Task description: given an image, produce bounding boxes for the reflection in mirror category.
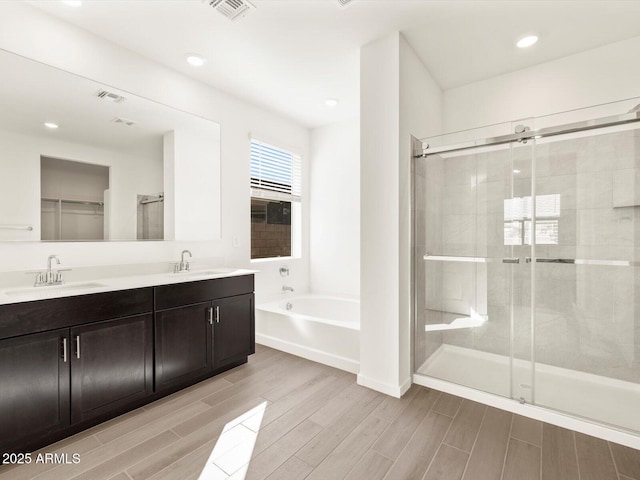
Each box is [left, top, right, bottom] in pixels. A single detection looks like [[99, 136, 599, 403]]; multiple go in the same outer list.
[[137, 194, 164, 240], [41, 157, 110, 241], [0, 48, 221, 242]]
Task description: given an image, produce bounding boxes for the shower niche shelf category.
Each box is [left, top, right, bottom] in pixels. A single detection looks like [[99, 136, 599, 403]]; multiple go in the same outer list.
[[424, 309, 487, 332]]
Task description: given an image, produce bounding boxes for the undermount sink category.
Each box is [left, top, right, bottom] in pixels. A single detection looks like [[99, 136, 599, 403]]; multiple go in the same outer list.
[[4, 282, 108, 298], [177, 268, 242, 278]]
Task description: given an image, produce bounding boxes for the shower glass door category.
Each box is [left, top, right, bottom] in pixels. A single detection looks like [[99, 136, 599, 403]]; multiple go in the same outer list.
[[415, 97, 640, 434], [532, 113, 640, 432], [414, 121, 535, 401]]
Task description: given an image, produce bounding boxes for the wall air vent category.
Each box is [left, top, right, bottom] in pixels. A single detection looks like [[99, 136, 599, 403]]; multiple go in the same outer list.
[[111, 117, 136, 126], [337, 0, 356, 7], [96, 89, 126, 103], [207, 0, 255, 21]]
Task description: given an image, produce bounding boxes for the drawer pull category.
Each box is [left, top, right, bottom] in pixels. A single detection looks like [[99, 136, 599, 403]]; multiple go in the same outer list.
[[215, 306, 220, 324], [76, 335, 81, 359], [208, 307, 214, 325], [62, 338, 68, 363]]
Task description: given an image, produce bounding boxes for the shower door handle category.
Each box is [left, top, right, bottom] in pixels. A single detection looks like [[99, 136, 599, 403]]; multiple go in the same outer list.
[[502, 258, 520, 264], [526, 257, 575, 264], [536, 258, 575, 264]]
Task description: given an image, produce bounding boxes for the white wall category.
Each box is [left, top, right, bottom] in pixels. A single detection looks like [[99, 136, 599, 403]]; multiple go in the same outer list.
[[444, 36, 640, 133], [309, 119, 360, 297], [359, 31, 442, 397], [164, 128, 221, 242], [0, 2, 310, 295], [360, 32, 401, 396]]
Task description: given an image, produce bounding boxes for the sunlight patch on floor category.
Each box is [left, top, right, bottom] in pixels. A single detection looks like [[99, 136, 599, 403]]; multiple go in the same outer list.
[[198, 401, 268, 480]]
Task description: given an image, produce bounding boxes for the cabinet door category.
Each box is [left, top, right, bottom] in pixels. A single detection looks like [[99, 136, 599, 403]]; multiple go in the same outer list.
[[70, 314, 153, 424], [155, 302, 213, 391], [213, 293, 255, 369], [0, 329, 70, 453]]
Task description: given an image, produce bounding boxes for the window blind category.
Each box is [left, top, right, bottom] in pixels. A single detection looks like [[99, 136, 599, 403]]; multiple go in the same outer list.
[[250, 139, 301, 201]]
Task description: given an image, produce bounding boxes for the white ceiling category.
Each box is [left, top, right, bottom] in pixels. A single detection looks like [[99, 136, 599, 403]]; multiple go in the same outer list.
[[28, 0, 640, 129], [0, 48, 218, 154]]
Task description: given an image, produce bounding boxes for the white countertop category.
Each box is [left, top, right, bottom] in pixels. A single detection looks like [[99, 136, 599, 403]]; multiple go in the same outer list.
[[0, 268, 258, 306]]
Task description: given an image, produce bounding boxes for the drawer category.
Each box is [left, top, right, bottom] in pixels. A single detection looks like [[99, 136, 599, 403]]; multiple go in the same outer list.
[[0, 288, 153, 340], [155, 275, 254, 310]]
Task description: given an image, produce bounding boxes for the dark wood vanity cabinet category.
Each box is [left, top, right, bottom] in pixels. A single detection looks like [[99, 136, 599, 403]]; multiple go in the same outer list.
[[0, 274, 255, 457], [154, 275, 255, 392], [213, 293, 255, 369], [155, 302, 214, 391], [70, 314, 153, 424], [0, 329, 70, 455]]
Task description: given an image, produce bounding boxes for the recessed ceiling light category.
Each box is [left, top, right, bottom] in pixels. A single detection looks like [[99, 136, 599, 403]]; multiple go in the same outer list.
[[324, 98, 339, 107], [513, 169, 521, 174], [516, 35, 539, 48], [61, 0, 82, 7], [44, 122, 59, 129], [186, 54, 206, 67]]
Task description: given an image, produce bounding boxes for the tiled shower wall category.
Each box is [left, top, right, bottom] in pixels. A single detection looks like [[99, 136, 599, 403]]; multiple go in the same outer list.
[[416, 128, 640, 384]]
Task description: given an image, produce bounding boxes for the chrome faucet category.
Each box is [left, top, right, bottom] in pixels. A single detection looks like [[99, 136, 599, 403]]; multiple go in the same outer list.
[[282, 285, 294, 292], [174, 250, 192, 273], [34, 255, 64, 286]]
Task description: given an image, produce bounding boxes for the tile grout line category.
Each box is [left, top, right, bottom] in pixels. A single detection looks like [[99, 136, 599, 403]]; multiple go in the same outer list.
[[606, 441, 623, 480], [293, 388, 383, 477], [573, 431, 582, 480], [278, 419, 326, 480], [419, 443, 445, 480], [122, 425, 201, 480], [458, 405, 489, 480], [32, 428, 179, 480], [374, 390, 439, 477], [419, 399, 463, 480], [341, 414, 392, 480], [509, 435, 543, 449], [539, 423, 543, 480], [441, 442, 471, 455], [499, 414, 515, 480], [378, 388, 442, 480]]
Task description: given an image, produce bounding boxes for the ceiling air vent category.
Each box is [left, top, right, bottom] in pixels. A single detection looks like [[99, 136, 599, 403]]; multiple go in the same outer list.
[[337, 0, 356, 7], [96, 89, 126, 103], [207, 0, 255, 21], [111, 117, 136, 126]]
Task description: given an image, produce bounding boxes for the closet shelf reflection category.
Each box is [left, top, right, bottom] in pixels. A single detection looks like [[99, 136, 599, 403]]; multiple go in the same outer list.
[[42, 197, 104, 207]]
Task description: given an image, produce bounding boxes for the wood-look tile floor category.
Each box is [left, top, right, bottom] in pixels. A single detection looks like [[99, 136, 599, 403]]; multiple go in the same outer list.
[[1, 345, 639, 480]]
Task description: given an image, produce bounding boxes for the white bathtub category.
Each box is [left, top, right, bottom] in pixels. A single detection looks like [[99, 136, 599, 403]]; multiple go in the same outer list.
[[256, 294, 360, 373]]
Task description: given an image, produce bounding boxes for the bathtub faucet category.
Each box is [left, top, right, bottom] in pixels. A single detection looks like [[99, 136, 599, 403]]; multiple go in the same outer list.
[[282, 285, 294, 292]]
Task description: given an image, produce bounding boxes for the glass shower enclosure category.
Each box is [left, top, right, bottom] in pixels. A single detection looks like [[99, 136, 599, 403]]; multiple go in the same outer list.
[[413, 97, 640, 434]]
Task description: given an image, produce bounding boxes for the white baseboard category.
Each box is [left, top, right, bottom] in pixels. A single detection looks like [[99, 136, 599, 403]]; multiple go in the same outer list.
[[357, 373, 412, 398], [256, 333, 359, 374]]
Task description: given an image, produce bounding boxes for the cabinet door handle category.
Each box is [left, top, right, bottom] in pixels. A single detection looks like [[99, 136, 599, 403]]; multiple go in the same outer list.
[[76, 335, 81, 359], [215, 306, 220, 323], [208, 307, 214, 325], [62, 338, 68, 363]]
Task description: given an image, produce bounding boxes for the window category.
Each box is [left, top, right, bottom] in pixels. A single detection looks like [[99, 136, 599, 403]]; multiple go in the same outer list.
[[504, 194, 560, 245], [250, 139, 301, 260]]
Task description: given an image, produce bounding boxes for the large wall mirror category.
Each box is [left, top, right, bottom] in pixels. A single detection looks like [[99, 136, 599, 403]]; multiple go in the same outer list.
[[0, 48, 221, 242]]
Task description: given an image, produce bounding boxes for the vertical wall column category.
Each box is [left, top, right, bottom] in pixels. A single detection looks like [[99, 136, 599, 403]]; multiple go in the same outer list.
[[359, 32, 442, 397], [359, 32, 403, 396]]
